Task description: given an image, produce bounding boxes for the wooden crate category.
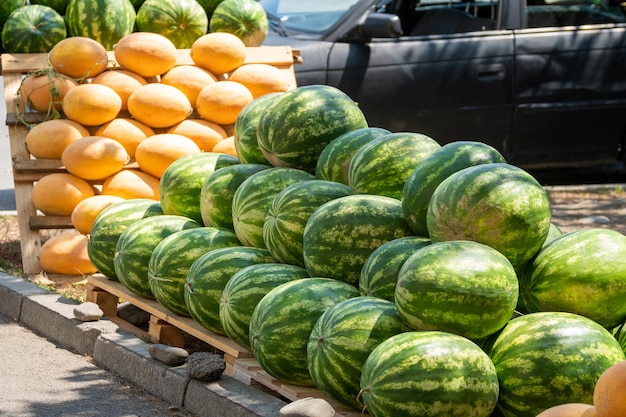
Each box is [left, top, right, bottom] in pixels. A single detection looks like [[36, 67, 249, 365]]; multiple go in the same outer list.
[[2, 46, 299, 278]]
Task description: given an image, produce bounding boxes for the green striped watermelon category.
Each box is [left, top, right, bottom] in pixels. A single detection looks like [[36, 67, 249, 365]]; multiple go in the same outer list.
[[249, 277, 359, 386], [0, 0, 28, 29], [348, 132, 441, 199], [427, 163, 551, 271], [315, 127, 390, 186], [136, 0, 208, 49], [257, 85, 369, 173], [1, 5, 66, 53], [396, 240, 518, 340], [65, 0, 136, 50], [148, 227, 241, 316], [360, 331, 499, 417], [302, 194, 413, 285], [231, 167, 315, 248], [184, 246, 276, 335], [488, 312, 625, 417], [519, 228, 626, 328], [233, 92, 283, 165], [160, 152, 239, 224], [88, 199, 163, 279], [200, 163, 270, 230], [114, 215, 201, 298], [307, 296, 410, 410], [359, 236, 431, 302], [402, 141, 506, 236], [208, 0, 267, 46], [219, 263, 310, 350], [263, 179, 353, 267]]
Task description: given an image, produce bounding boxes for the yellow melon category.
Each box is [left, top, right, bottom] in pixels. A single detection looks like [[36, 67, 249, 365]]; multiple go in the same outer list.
[[91, 69, 148, 111], [135, 133, 201, 178], [31, 173, 96, 216], [535, 403, 597, 417], [101, 169, 160, 200], [71, 194, 125, 234], [25, 119, 90, 159], [61, 83, 122, 126], [211, 136, 238, 158], [114, 32, 178, 77], [61, 136, 130, 180], [190, 32, 247, 75], [594, 360, 626, 417], [18, 72, 78, 113], [48, 36, 108, 79], [196, 80, 253, 125], [167, 118, 228, 151], [127, 83, 192, 128], [94, 118, 155, 158], [160, 65, 218, 106], [228, 63, 292, 98], [39, 233, 98, 275]]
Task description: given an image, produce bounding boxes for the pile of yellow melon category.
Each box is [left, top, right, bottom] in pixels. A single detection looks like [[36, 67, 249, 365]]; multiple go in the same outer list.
[[18, 32, 293, 275]]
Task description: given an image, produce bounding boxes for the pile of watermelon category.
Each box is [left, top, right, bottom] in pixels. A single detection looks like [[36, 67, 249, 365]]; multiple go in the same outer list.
[[0, 0, 267, 53], [86, 83, 626, 417]]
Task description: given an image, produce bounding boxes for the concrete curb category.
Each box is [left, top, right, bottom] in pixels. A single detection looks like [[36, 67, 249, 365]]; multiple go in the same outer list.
[[0, 272, 288, 417]]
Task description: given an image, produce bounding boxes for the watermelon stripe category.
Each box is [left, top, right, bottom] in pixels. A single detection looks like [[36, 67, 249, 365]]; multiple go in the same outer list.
[[1, 4, 66, 53], [65, 0, 136, 50], [136, 0, 208, 48]]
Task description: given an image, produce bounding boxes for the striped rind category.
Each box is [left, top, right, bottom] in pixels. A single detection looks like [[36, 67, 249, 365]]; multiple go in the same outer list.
[[360, 331, 499, 417], [65, 0, 136, 50], [160, 152, 239, 224], [148, 227, 241, 316], [219, 263, 310, 350], [231, 167, 315, 248], [88, 199, 163, 279], [402, 141, 506, 236], [395, 240, 519, 340], [200, 163, 271, 229], [315, 127, 391, 185], [2, 4, 66, 53], [307, 296, 410, 410], [249, 277, 360, 386], [256, 85, 369, 173], [359, 236, 431, 301], [263, 179, 353, 267], [208, 0, 268, 47], [348, 132, 441, 199], [302, 194, 413, 285], [426, 163, 551, 271], [136, 0, 208, 49], [489, 312, 625, 417], [114, 215, 201, 298], [519, 228, 626, 328], [184, 246, 276, 335]]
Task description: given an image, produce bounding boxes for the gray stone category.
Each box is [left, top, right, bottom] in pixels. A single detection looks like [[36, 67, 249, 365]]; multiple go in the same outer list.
[[116, 302, 150, 327], [579, 215, 611, 225], [279, 397, 336, 417], [73, 302, 103, 322], [187, 352, 226, 381], [148, 343, 189, 366]]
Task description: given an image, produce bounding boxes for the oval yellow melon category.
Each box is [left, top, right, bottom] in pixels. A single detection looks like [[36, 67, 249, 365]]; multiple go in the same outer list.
[[18, 72, 78, 113], [594, 360, 626, 417], [71, 194, 125, 234], [61, 136, 130, 180], [211, 136, 238, 157], [94, 118, 155, 157], [190, 32, 247, 75], [229, 63, 292, 98], [39, 233, 98, 275], [91, 69, 148, 111], [536, 403, 597, 417], [25, 119, 90, 159], [62, 83, 122, 126], [167, 118, 227, 151], [127, 83, 192, 128], [101, 169, 160, 200], [32, 173, 96, 216], [114, 32, 178, 77], [135, 133, 201, 178], [161, 65, 218, 106], [196, 80, 253, 125], [48, 36, 108, 79]]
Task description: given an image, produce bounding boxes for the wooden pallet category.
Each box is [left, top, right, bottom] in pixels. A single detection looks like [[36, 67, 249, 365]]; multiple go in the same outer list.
[[2, 45, 299, 278]]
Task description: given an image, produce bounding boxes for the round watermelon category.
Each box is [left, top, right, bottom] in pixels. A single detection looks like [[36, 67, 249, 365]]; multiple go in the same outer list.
[[257, 85, 369, 173], [543, 223, 563, 248], [519, 228, 626, 328], [65, 0, 136, 50], [348, 132, 441, 199], [488, 311, 625, 417], [303, 194, 413, 285], [307, 296, 410, 410], [427, 163, 551, 272], [249, 277, 359, 386], [219, 263, 310, 350], [148, 227, 241, 316], [263, 179, 353, 267], [88, 198, 163, 279], [184, 246, 276, 335], [200, 163, 270, 230], [114, 215, 201, 298], [402, 141, 506, 236], [2, 5, 66, 53], [359, 236, 431, 302], [136, 0, 208, 49], [360, 331, 499, 417], [209, 0, 268, 46]]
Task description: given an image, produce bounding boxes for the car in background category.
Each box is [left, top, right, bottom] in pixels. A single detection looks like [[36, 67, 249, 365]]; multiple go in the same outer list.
[[260, 0, 626, 169]]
